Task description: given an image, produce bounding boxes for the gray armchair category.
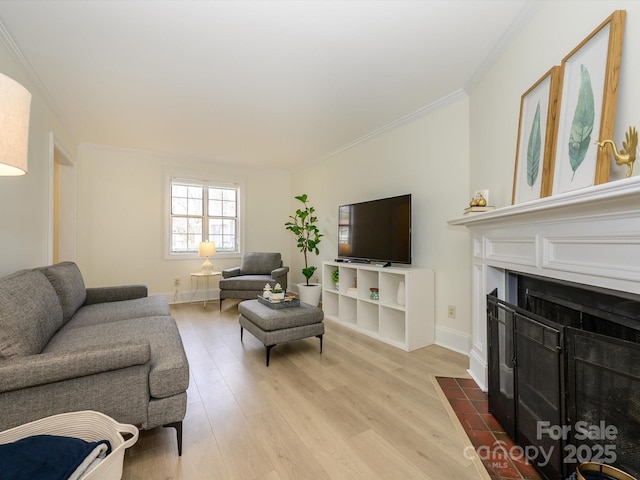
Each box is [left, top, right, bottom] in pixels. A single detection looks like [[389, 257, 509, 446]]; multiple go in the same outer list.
[[219, 252, 289, 310]]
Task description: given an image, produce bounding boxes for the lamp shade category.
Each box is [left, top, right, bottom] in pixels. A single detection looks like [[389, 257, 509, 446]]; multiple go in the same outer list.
[[0, 73, 31, 176], [199, 241, 216, 257]]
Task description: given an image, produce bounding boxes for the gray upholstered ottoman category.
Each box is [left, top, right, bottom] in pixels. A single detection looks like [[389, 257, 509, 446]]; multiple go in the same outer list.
[[238, 299, 324, 366]]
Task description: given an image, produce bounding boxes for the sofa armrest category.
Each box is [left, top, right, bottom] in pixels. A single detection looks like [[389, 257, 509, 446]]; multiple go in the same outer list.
[[84, 285, 148, 305], [222, 267, 241, 279], [0, 341, 151, 394]]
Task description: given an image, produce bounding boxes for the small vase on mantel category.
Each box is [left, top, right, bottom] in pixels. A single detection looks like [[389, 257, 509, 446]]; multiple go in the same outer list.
[[397, 281, 405, 306]]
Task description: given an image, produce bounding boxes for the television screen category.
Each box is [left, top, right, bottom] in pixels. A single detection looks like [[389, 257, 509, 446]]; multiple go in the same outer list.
[[338, 194, 411, 265]]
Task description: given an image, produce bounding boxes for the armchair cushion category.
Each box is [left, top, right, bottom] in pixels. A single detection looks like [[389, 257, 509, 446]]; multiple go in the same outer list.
[[220, 274, 277, 292], [240, 252, 281, 275]]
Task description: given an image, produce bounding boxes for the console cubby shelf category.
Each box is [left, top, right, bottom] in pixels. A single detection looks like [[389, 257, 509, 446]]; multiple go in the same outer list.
[[322, 261, 434, 351]]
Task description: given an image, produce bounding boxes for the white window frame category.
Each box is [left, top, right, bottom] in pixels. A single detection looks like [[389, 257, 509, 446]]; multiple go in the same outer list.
[[165, 174, 243, 260]]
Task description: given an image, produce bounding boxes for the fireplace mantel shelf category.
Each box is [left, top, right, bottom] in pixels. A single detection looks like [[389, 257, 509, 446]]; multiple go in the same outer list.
[[448, 175, 640, 227]]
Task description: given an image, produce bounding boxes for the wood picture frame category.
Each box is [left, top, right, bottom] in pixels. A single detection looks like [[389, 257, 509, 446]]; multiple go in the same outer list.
[[512, 66, 561, 204], [550, 10, 626, 195]]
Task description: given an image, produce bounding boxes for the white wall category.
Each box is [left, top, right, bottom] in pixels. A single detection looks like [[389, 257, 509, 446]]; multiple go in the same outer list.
[[76, 144, 292, 297], [289, 1, 640, 354], [470, 0, 640, 207], [6, 1, 636, 357], [290, 95, 472, 352], [0, 44, 75, 276]]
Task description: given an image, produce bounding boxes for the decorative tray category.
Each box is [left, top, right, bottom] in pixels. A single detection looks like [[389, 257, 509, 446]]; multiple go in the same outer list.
[[258, 294, 300, 309]]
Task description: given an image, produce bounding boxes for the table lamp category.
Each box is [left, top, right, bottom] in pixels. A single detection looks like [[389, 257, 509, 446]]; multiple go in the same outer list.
[[199, 241, 216, 274]]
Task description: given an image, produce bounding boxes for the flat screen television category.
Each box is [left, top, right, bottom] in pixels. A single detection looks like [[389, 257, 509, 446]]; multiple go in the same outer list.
[[337, 194, 411, 266]]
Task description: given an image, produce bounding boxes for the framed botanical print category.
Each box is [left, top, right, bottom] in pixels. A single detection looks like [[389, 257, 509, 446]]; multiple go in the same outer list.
[[512, 66, 560, 204], [550, 10, 626, 195]]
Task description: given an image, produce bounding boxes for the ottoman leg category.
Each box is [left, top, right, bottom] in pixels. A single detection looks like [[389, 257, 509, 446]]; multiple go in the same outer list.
[[240, 326, 244, 341], [317, 334, 323, 353]]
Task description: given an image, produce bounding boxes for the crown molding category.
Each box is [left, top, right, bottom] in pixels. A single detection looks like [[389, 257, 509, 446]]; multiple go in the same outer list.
[[295, 88, 468, 173], [465, 0, 543, 92], [0, 19, 27, 69]]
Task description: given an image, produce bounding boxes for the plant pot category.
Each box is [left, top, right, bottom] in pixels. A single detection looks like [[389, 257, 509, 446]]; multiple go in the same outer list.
[[297, 283, 322, 306], [271, 292, 284, 301]]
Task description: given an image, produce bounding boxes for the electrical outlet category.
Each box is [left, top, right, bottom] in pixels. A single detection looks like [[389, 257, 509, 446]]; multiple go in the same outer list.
[[447, 305, 456, 319], [174, 278, 181, 287]]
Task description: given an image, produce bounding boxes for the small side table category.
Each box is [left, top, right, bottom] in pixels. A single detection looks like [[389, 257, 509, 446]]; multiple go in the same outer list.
[[190, 271, 221, 308]]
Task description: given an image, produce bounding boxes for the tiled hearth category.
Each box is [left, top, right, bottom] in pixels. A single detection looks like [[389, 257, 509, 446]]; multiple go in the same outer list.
[[436, 377, 542, 480]]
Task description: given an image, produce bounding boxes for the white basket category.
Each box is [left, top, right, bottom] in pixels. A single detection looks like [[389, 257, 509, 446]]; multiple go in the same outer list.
[[0, 410, 139, 480]]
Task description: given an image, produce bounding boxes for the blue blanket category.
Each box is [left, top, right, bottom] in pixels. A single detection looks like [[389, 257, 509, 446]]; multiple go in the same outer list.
[[0, 434, 112, 480]]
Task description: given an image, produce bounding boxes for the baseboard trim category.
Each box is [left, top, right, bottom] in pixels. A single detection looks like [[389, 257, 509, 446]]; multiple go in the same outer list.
[[435, 325, 471, 356], [163, 289, 220, 305], [468, 349, 488, 391]]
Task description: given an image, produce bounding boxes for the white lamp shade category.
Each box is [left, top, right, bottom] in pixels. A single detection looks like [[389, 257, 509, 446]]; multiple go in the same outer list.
[[0, 73, 31, 176], [199, 241, 216, 257]]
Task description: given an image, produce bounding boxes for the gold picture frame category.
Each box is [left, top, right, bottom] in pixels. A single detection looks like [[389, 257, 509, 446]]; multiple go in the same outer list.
[[512, 66, 561, 204], [550, 10, 626, 195]]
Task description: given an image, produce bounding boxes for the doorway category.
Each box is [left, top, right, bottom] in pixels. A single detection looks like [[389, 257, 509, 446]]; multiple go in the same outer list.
[[50, 132, 76, 264]]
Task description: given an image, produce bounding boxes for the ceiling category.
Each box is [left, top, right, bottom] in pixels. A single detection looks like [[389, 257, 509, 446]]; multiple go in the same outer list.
[[0, 0, 538, 170]]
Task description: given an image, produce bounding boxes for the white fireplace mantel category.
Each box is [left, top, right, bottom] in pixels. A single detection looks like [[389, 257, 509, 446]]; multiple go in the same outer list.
[[448, 175, 640, 390]]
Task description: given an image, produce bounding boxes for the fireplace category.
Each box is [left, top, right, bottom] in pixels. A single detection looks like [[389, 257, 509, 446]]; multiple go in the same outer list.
[[448, 176, 640, 479], [487, 274, 640, 479]]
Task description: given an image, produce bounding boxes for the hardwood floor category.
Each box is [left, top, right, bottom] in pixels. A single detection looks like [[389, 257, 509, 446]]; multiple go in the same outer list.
[[122, 302, 481, 479]]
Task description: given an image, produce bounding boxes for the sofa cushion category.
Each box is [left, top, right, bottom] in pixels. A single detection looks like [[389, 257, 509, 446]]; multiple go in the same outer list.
[[0, 270, 64, 359], [42, 262, 87, 324], [240, 252, 281, 275], [63, 296, 171, 329], [238, 300, 323, 331], [45, 316, 189, 399]]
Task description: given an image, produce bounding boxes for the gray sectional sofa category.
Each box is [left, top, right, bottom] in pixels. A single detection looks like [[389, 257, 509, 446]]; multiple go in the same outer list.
[[0, 261, 189, 455]]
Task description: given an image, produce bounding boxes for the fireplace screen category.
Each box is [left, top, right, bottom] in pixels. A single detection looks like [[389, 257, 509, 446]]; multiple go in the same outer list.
[[566, 328, 640, 477], [487, 274, 640, 479], [487, 291, 515, 438], [514, 311, 564, 480], [487, 293, 565, 480]]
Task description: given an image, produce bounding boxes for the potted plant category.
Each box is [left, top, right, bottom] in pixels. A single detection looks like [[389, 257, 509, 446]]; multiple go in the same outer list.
[[285, 194, 323, 306], [331, 268, 339, 290], [270, 283, 284, 302]]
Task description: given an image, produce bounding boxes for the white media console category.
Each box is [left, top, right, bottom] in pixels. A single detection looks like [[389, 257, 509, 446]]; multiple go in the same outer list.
[[321, 261, 434, 351]]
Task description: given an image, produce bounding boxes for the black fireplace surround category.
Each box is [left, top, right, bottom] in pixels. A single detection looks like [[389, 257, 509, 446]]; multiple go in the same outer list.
[[487, 274, 640, 480]]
